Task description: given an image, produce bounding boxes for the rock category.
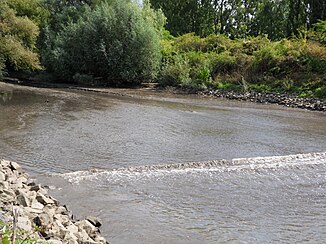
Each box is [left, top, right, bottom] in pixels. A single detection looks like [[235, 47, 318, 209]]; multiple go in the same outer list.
[[0, 160, 109, 243], [16, 192, 31, 207], [10, 161, 22, 172], [43, 206, 56, 217], [0, 181, 9, 190], [30, 185, 48, 195], [54, 214, 70, 226], [86, 216, 102, 228], [74, 229, 97, 244], [17, 216, 32, 232], [0, 171, 6, 181], [36, 192, 55, 205], [94, 236, 108, 243], [66, 223, 79, 234], [31, 199, 44, 210], [75, 219, 98, 236], [64, 232, 78, 242], [27, 181, 37, 187], [24, 207, 43, 215], [56, 206, 69, 215], [33, 213, 52, 227]]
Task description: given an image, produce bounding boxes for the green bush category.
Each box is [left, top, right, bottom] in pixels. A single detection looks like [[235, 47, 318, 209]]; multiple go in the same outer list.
[[159, 54, 191, 86], [48, 0, 161, 85], [158, 32, 326, 95], [314, 86, 326, 98], [210, 51, 238, 75], [308, 20, 326, 45]]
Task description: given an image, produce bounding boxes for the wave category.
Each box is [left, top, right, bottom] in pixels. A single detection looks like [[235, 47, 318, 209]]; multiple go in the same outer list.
[[54, 152, 326, 184]]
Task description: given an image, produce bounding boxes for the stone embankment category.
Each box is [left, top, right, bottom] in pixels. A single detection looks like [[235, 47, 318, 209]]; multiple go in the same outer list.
[[0, 159, 108, 243], [199, 89, 326, 111]]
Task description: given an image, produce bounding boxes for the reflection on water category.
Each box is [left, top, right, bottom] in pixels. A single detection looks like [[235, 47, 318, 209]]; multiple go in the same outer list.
[[0, 82, 325, 243], [0, 90, 13, 103]]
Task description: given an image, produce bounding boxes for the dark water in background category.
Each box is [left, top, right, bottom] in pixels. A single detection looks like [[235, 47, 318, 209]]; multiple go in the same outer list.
[[0, 82, 325, 243]]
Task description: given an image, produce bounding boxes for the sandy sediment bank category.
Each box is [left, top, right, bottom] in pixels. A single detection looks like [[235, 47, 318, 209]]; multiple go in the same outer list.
[[0, 159, 108, 243]]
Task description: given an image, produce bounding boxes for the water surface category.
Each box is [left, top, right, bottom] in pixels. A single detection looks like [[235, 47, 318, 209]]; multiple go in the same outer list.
[[0, 82, 325, 243]]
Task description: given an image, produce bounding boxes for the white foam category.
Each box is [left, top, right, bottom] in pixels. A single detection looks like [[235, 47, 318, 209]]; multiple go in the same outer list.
[[55, 152, 326, 184]]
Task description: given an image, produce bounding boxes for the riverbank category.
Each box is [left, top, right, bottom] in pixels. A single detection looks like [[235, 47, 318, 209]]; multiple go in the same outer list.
[[1, 78, 326, 112], [199, 89, 326, 111], [0, 159, 108, 243]]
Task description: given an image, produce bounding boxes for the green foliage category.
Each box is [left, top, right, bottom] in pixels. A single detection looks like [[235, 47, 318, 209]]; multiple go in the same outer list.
[[158, 31, 326, 96], [0, 3, 41, 72], [309, 20, 326, 45], [159, 54, 191, 87], [314, 86, 326, 98], [5, 0, 49, 26], [150, 0, 325, 40], [0, 220, 42, 244], [46, 0, 161, 85]]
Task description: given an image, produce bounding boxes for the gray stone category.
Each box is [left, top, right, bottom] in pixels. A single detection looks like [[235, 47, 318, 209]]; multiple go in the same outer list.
[[75, 220, 98, 236], [0, 181, 9, 190], [54, 214, 70, 226], [43, 206, 56, 217], [86, 216, 102, 228], [74, 229, 96, 244], [66, 224, 79, 234], [94, 236, 108, 243], [33, 213, 52, 227], [30, 185, 48, 195], [16, 193, 31, 207], [55, 206, 69, 215], [64, 232, 78, 242], [36, 192, 55, 205], [0, 159, 108, 243], [24, 207, 43, 215], [10, 161, 22, 172], [0, 171, 6, 181], [17, 216, 32, 232], [31, 199, 44, 210]]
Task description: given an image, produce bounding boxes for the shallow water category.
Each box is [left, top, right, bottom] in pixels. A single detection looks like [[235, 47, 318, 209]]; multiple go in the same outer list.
[[0, 82, 325, 243]]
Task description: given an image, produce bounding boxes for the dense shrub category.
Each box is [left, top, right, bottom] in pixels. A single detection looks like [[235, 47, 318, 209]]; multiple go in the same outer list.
[[0, 3, 41, 73], [47, 0, 161, 85], [159, 54, 191, 87], [158, 31, 326, 95], [308, 20, 326, 45]]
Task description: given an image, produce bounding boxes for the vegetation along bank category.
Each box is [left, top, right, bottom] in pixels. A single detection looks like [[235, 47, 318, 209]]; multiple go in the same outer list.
[[0, 0, 325, 102]]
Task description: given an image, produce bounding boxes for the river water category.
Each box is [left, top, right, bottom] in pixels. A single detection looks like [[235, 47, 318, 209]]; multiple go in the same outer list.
[[0, 82, 325, 243]]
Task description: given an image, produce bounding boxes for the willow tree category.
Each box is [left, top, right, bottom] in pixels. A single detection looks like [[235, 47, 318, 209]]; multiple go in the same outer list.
[[48, 0, 162, 85]]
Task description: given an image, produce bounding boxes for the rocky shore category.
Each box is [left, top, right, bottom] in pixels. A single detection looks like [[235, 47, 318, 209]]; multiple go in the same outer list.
[[0, 159, 108, 243], [199, 89, 326, 111]]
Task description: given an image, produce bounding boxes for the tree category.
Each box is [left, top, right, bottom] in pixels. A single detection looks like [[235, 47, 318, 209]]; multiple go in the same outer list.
[[48, 0, 161, 85], [0, 3, 41, 76], [150, 0, 215, 36]]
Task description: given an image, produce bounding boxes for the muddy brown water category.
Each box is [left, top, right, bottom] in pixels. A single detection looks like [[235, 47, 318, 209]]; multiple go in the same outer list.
[[1, 82, 325, 243]]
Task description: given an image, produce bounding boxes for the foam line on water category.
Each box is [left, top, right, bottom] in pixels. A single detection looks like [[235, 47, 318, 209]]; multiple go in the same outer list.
[[54, 152, 326, 184]]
